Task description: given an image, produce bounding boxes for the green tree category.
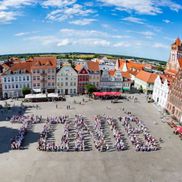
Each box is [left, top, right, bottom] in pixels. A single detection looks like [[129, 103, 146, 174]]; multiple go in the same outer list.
[[22, 87, 31, 96], [138, 85, 143, 93], [85, 84, 97, 95]]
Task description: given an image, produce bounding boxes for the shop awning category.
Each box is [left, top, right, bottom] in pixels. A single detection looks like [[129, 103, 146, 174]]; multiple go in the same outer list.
[[93, 92, 122, 97]]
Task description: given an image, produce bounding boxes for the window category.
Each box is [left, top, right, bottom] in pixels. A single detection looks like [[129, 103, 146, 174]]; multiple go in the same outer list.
[[33, 76, 36, 80], [61, 82, 63, 87], [23, 76, 25, 81], [52, 82, 54, 86], [33, 83, 36, 87], [48, 83, 51, 86], [66, 77, 68, 80], [70, 89, 72, 94], [12, 77, 14, 82], [8, 85, 11, 89], [65, 82, 68, 86], [48, 76, 50, 80], [15, 77, 18, 81], [4, 78, 6, 82], [27, 76, 29, 81], [74, 82, 76, 86], [12, 84, 14, 89], [37, 83, 40, 87], [19, 77, 21, 81], [5, 85, 7, 89], [52, 76, 55, 80], [37, 69, 40, 73], [16, 84, 18, 89], [8, 77, 10, 82], [37, 76, 40, 80]]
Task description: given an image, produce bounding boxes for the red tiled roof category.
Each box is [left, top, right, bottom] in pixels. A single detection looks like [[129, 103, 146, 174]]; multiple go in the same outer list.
[[31, 57, 56, 69], [108, 69, 115, 76], [87, 61, 99, 71], [118, 59, 145, 71], [174, 37, 181, 47], [136, 70, 157, 84], [75, 64, 83, 72], [121, 71, 131, 79]]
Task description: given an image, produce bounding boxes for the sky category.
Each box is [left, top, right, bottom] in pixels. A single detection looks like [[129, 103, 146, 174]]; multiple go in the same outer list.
[[0, 0, 182, 61]]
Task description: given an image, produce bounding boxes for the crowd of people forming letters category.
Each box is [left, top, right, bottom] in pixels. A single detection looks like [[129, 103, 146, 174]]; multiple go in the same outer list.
[[10, 112, 160, 152]]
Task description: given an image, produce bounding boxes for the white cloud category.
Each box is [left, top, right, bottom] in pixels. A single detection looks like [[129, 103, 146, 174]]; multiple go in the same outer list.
[[98, 0, 182, 15], [114, 41, 142, 48], [114, 42, 131, 48], [0, 0, 36, 23], [25, 36, 60, 45], [57, 39, 71, 46], [46, 4, 94, 22], [122, 16, 145, 24], [153, 43, 168, 49], [42, 0, 76, 7], [0, 11, 17, 23], [140, 31, 155, 39], [69, 18, 96, 25], [76, 38, 110, 47], [163, 19, 171, 23]]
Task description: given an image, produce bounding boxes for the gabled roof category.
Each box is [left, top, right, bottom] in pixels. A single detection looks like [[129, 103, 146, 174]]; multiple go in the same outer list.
[[136, 70, 157, 84], [2, 61, 32, 75], [87, 61, 99, 71], [75, 64, 83, 72], [173, 37, 181, 47], [121, 71, 131, 79], [31, 57, 56, 68]]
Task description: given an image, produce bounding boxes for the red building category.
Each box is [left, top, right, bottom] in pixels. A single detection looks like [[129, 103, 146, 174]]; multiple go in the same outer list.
[[75, 64, 89, 94], [167, 69, 182, 123]]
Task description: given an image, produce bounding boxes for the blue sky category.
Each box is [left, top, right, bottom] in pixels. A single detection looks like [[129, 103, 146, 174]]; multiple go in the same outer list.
[[0, 0, 182, 61]]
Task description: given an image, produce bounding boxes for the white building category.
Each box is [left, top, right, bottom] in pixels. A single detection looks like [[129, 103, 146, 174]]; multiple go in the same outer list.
[[100, 69, 123, 91], [152, 75, 170, 109], [134, 70, 157, 94], [56, 64, 78, 95], [1, 62, 32, 98]]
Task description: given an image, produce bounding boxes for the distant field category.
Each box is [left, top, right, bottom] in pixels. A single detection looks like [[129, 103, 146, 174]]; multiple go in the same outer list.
[[0, 52, 166, 64]]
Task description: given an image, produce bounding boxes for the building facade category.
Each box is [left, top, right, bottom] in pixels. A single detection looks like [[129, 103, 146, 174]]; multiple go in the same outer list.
[[87, 61, 100, 89], [75, 64, 89, 94], [165, 38, 182, 76], [134, 70, 157, 93], [152, 75, 170, 109], [31, 57, 56, 93], [1, 62, 32, 98], [100, 69, 123, 91], [167, 69, 182, 123], [56, 64, 78, 95]]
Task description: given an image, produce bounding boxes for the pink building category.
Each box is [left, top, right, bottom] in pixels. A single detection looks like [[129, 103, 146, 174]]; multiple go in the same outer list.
[[30, 57, 57, 93]]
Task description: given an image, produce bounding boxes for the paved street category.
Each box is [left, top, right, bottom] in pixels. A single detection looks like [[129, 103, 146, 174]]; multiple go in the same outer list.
[[0, 94, 181, 182]]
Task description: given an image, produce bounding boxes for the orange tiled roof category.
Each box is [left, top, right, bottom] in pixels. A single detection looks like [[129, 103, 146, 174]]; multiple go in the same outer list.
[[75, 64, 83, 72], [31, 57, 56, 69], [87, 61, 99, 71], [165, 69, 178, 75], [174, 37, 181, 47], [121, 71, 131, 79], [136, 70, 157, 84], [118, 59, 145, 71], [10, 61, 32, 73], [108, 69, 115, 76]]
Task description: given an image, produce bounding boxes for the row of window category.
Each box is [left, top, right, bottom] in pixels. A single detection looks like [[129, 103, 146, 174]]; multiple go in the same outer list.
[[4, 76, 30, 83], [58, 89, 77, 94], [33, 82, 55, 87], [4, 83, 30, 90], [32, 69, 55, 74], [57, 82, 77, 87], [57, 77, 77, 81], [33, 76, 55, 81]]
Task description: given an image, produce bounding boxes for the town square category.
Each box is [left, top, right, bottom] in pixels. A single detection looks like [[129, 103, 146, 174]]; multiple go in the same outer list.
[[0, 93, 182, 182], [1, 0, 182, 181]]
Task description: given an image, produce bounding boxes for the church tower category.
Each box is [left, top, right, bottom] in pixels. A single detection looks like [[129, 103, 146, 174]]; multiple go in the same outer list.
[[166, 38, 182, 73]]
